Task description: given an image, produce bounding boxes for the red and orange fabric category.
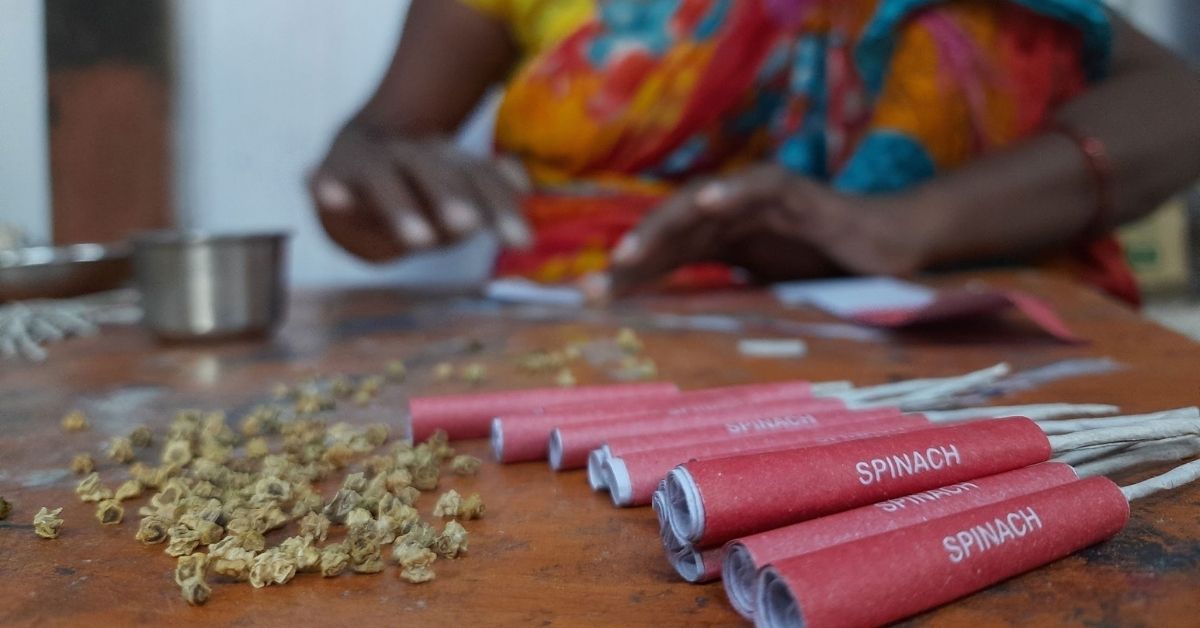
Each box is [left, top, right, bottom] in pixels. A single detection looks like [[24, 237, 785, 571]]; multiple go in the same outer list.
[[463, 0, 1136, 302]]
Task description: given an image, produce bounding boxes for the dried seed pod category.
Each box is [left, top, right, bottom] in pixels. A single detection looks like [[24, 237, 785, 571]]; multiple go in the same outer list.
[[253, 477, 292, 502], [70, 453, 95, 476], [322, 488, 361, 524], [398, 547, 437, 583], [384, 468, 413, 493], [385, 360, 407, 382], [210, 546, 256, 581], [166, 525, 202, 557], [364, 424, 389, 447], [174, 553, 209, 586], [351, 389, 373, 407], [459, 493, 486, 520], [136, 515, 171, 544], [278, 536, 321, 572], [75, 472, 113, 503], [107, 438, 136, 464], [616, 327, 643, 354], [342, 472, 367, 493], [329, 375, 355, 399], [433, 520, 469, 558], [33, 507, 64, 539], [424, 430, 455, 461], [179, 577, 211, 606], [554, 368, 577, 388], [129, 425, 154, 448], [362, 455, 396, 476], [460, 363, 487, 385], [0, 496, 11, 520], [161, 439, 193, 468], [113, 479, 142, 502], [396, 522, 437, 549], [433, 362, 454, 381], [298, 512, 330, 542], [432, 490, 463, 518], [616, 355, 658, 380], [320, 443, 355, 469], [95, 499, 124, 525], [450, 455, 481, 476], [345, 507, 374, 529], [412, 464, 440, 492], [319, 545, 350, 577], [61, 410, 89, 432], [244, 437, 270, 459], [271, 383, 293, 400], [359, 375, 385, 395], [394, 486, 421, 506]]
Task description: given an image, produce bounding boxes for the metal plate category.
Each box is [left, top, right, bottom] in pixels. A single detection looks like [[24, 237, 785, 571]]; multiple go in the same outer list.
[[0, 242, 133, 302]]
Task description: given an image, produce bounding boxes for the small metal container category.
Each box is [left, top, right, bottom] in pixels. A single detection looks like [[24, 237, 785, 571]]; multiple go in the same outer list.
[[132, 231, 289, 340]]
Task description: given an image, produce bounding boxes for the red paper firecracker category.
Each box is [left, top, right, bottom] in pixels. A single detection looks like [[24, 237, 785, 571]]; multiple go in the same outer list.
[[491, 380, 826, 463], [549, 397, 861, 470], [669, 417, 1052, 546], [606, 417, 930, 506], [408, 382, 678, 441], [722, 462, 1079, 617], [754, 477, 1129, 628]]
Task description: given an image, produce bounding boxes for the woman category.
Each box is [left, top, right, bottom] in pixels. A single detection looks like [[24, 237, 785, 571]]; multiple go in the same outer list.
[[310, 0, 1200, 305]]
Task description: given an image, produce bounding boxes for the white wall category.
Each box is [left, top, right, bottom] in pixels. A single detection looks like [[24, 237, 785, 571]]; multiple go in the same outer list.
[[170, 0, 498, 288], [0, 0, 51, 244]]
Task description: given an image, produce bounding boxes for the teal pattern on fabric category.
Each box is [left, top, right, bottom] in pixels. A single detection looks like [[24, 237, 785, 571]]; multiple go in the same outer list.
[[831, 131, 937, 194]]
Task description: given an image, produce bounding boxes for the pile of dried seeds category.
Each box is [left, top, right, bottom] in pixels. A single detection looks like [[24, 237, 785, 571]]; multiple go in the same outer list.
[[49, 366, 486, 606]]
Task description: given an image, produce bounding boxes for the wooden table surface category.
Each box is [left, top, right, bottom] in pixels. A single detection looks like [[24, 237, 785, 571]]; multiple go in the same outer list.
[[1, 270, 1198, 627]]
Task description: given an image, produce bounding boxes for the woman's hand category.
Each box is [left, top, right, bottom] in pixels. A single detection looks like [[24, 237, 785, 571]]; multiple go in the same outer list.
[[603, 165, 935, 296], [309, 120, 533, 263]]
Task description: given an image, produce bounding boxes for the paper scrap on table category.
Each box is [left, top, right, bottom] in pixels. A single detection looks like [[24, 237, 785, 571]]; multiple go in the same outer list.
[[738, 338, 808, 359], [484, 278, 584, 308], [772, 276, 1084, 344]]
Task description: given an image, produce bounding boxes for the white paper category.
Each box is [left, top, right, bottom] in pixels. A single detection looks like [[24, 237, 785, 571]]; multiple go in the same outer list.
[[484, 278, 585, 308], [772, 277, 935, 317]]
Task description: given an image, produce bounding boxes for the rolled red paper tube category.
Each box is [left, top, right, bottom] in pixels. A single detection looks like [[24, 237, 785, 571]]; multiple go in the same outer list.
[[408, 382, 679, 441], [723, 462, 1079, 618], [755, 476, 1129, 628], [669, 417, 1052, 546], [607, 417, 931, 507], [492, 380, 825, 463], [602, 407, 908, 462], [549, 397, 856, 471]]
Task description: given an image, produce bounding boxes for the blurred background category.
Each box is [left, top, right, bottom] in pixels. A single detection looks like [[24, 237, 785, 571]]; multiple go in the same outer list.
[[1, 0, 1197, 326]]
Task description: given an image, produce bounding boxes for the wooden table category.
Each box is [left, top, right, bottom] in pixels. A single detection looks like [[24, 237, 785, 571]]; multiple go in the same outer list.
[[1, 270, 1198, 627]]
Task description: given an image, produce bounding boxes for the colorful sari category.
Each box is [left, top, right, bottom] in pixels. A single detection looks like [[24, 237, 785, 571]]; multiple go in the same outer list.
[[463, 0, 1138, 303]]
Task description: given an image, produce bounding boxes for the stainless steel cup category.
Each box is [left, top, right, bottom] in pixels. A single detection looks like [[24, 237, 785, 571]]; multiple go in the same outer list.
[[132, 231, 289, 340]]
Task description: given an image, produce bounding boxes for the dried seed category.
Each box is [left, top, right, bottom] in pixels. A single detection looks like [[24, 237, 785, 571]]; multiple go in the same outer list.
[[33, 507, 64, 539], [432, 490, 463, 518], [385, 360, 407, 382], [0, 496, 11, 520], [175, 553, 208, 586], [96, 499, 124, 525], [108, 437, 136, 464], [555, 368, 577, 388], [433, 520, 469, 558], [179, 577, 211, 606], [129, 425, 154, 448], [398, 547, 437, 583], [460, 363, 487, 385], [433, 362, 454, 381], [298, 511, 330, 542], [70, 453, 95, 476], [75, 472, 113, 503], [136, 515, 171, 544], [319, 544, 350, 577], [450, 455, 481, 476], [61, 410, 89, 432], [616, 327, 643, 354]]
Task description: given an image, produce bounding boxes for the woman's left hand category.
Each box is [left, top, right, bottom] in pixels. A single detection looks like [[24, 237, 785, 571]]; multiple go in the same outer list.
[[599, 165, 936, 297]]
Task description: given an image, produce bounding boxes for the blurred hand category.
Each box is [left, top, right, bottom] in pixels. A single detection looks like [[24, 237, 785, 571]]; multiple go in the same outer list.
[[309, 120, 533, 262], [601, 165, 930, 297]]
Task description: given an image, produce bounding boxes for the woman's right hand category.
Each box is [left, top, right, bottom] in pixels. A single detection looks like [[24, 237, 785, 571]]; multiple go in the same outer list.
[[309, 120, 533, 263]]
